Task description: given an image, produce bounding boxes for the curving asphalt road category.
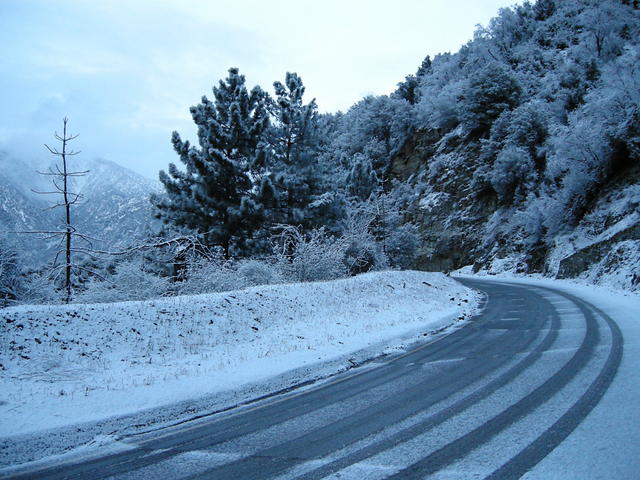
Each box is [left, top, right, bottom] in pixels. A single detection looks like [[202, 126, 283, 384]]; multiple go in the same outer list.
[[2, 278, 624, 479]]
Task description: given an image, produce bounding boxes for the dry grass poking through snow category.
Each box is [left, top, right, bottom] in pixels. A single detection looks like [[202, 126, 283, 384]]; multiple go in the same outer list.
[[0, 271, 479, 438]]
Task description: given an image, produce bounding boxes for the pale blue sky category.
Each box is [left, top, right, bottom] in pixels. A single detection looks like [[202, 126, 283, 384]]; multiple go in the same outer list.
[[0, 0, 519, 179]]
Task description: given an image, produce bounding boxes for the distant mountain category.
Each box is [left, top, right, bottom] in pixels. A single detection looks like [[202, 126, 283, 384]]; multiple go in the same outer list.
[[70, 157, 161, 250], [0, 151, 160, 266]]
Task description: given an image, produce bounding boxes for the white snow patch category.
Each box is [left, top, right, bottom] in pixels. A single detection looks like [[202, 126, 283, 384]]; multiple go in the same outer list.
[[0, 271, 477, 452]]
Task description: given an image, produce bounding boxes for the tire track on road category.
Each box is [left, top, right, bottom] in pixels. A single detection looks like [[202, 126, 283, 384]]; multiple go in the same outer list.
[[385, 283, 615, 480], [289, 285, 560, 480], [180, 285, 551, 480], [485, 290, 623, 479]]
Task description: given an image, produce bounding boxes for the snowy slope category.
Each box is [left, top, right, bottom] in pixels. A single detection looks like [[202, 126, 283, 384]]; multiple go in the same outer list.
[[70, 157, 161, 248], [0, 152, 159, 266], [0, 271, 478, 466], [0, 154, 56, 265]]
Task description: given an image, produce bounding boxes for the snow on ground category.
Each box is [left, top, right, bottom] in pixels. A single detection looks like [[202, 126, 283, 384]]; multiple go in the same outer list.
[[0, 271, 479, 467]]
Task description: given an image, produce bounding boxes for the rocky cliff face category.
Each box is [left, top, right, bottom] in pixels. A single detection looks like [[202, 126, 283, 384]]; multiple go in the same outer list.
[[381, 0, 640, 292], [391, 128, 498, 272], [551, 170, 640, 289], [391, 130, 640, 291]]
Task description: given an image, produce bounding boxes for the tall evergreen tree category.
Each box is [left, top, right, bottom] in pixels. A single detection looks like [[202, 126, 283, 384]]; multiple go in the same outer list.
[[152, 68, 270, 259], [416, 55, 432, 77], [268, 72, 321, 227]]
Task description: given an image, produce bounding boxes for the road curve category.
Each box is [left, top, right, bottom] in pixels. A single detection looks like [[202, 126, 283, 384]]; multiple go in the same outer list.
[[2, 279, 623, 479]]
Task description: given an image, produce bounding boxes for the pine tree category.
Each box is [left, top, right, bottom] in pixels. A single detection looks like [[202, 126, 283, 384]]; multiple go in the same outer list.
[[152, 68, 270, 259], [268, 72, 320, 227], [416, 55, 432, 77]]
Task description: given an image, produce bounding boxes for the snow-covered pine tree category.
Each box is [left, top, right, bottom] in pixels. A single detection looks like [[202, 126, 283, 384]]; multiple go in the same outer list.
[[152, 68, 270, 259], [267, 72, 321, 228]]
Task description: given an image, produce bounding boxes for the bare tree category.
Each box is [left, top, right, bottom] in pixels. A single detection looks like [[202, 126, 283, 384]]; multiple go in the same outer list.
[[32, 118, 89, 302]]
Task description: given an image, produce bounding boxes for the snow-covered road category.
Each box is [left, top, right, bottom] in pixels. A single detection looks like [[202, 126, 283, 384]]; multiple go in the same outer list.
[[3, 276, 637, 479]]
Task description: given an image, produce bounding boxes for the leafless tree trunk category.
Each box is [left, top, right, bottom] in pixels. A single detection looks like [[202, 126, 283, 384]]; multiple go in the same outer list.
[[35, 117, 89, 302]]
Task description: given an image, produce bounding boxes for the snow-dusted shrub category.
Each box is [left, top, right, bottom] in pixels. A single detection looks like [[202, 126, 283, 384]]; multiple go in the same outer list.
[[490, 145, 537, 204], [544, 115, 613, 232], [0, 237, 21, 306], [415, 51, 465, 132], [273, 226, 347, 282], [489, 102, 549, 159], [236, 259, 282, 286], [416, 81, 464, 132], [340, 201, 388, 275], [544, 46, 640, 234], [75, 258, 170, 303], [385, 222, 421, 269], [459, 63, 521, 135], [175, 257, 243, 295], [509, 197, 547, 250], [346, 153, 378, 201], [375, 184, 423, 269], [13, 269, 60, 305], [331, 95, 415, 173]]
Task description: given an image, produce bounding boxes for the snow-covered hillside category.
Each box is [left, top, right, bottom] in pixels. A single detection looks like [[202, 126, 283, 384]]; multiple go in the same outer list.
[[386, 0, 640, 290], [0, 271, 478, 458], [0, 152, 159, 267]]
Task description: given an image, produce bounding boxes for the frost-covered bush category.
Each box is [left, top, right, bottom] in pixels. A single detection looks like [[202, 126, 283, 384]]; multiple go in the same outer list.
[[415, 51, 465, 131], [459, 64, 521, 135], [510, 197, 547, 250], [0, 237, 21, 306], [75, 258, 171, 303], [346, 153, 378, 201], [544, 117, 613, 232], [340, 202, 388, 275], [10, 269, 60, 306], [490, 145, 537, 204], [539, 45, 640, 236], [417, 81, 464, 132], [331, 95, 415, 173], [273, 226, 348, 282], [175, 257, 243, 295], [488, 103, 549, 161], [479, 200, 547, 272], [236, 259, 282, 286], [375, 184, 423, 269], [385, 222, 421, 269]]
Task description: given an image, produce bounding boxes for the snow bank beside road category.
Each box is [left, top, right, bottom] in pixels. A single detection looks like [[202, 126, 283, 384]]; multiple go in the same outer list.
[[0, 271, 478, 445]]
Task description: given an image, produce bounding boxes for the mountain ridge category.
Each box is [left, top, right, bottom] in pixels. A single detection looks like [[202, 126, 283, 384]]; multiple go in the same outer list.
[[0, 151, 159, 266]]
